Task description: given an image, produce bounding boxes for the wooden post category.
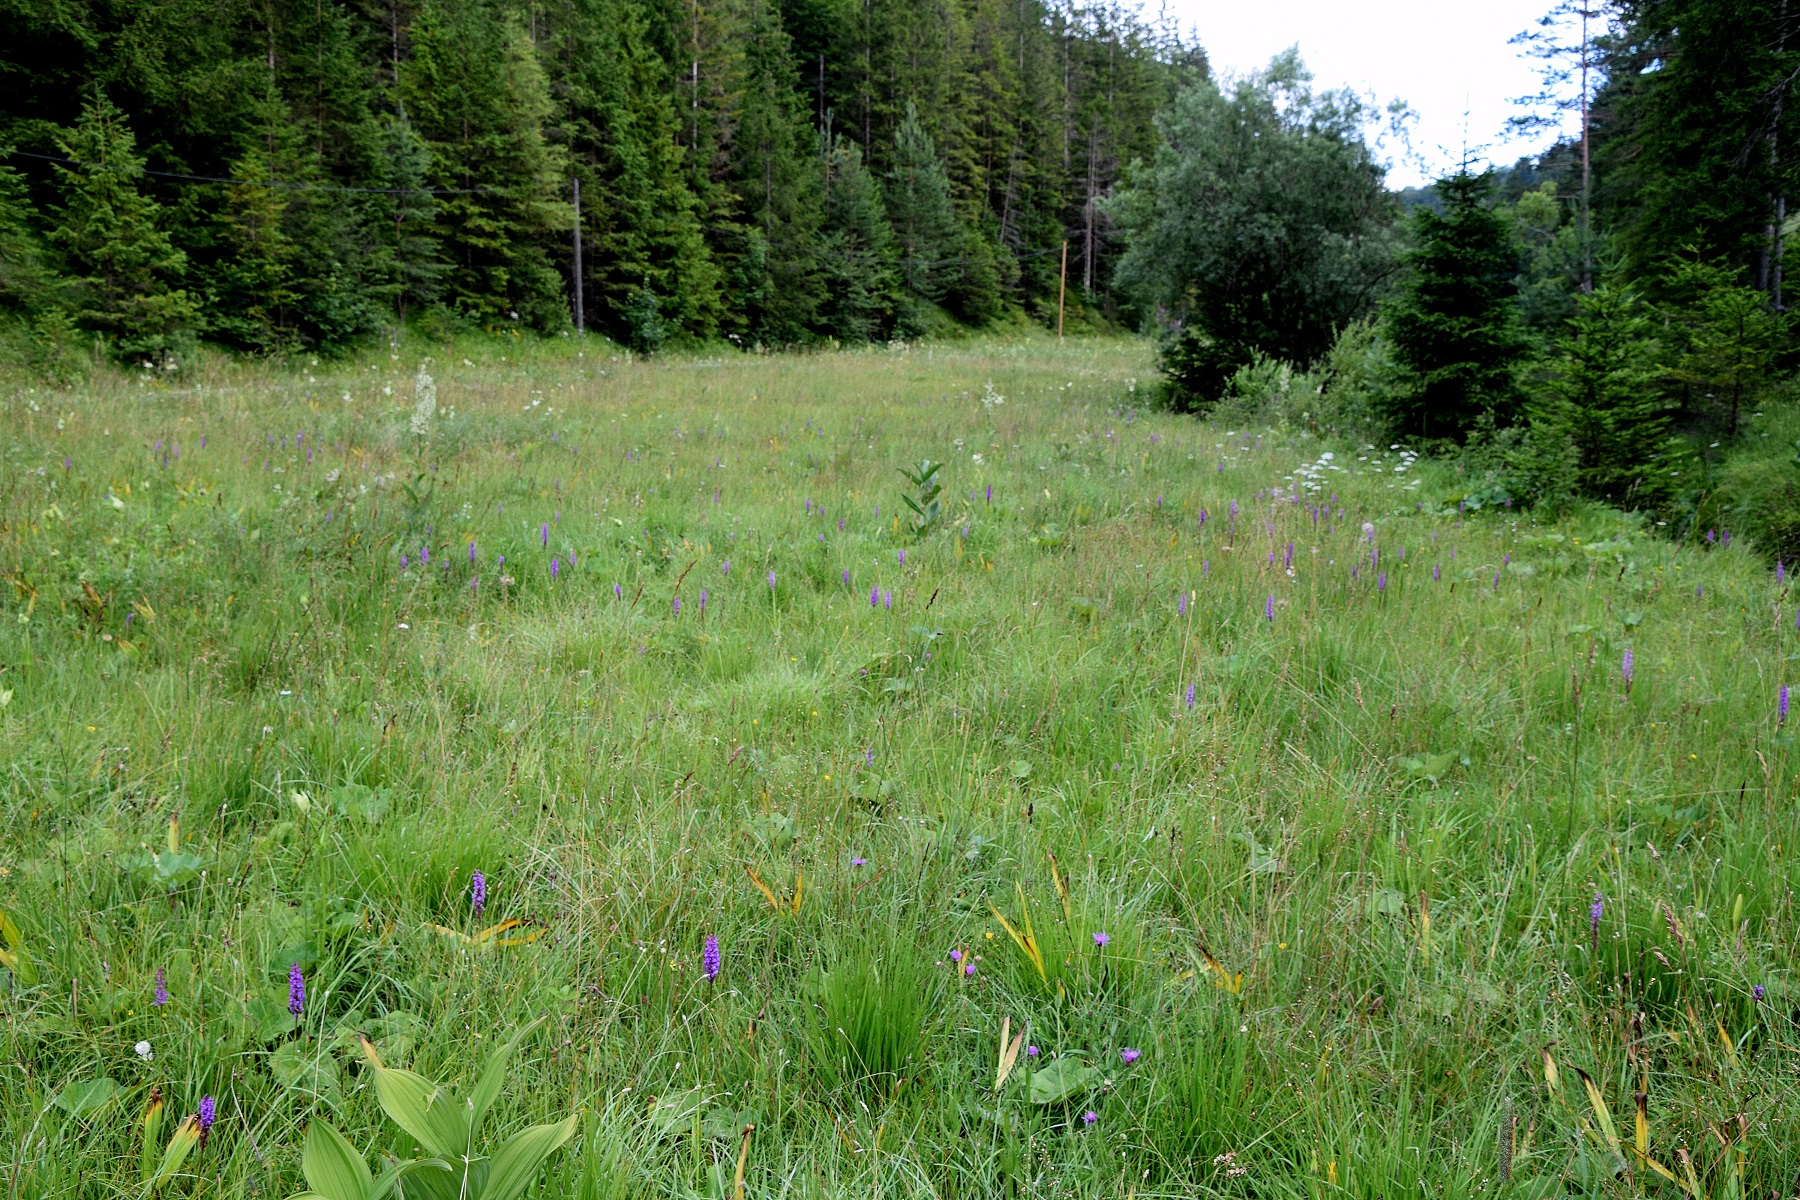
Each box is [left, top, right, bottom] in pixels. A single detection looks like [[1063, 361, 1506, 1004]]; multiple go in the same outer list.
[[1057, 239, 1068, 339], [571, 177, 585, 337]]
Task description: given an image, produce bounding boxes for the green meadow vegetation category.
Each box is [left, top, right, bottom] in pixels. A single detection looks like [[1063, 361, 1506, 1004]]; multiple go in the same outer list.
[[3, 334, 1799, 1198]]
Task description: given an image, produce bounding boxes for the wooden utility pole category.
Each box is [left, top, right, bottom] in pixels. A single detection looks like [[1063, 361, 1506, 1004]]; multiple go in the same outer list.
[[1057, 240, 1068, 339], [572, 177, 584, 337]]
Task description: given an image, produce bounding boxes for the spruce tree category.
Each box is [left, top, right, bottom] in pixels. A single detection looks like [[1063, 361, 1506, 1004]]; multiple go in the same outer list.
[[1530, 286, 1670, 503], [366, 109, 447, 325], [0, 158, 51, 316], [885, 102, 962, 307], [1383, 169, 1526, 440], [817, 134, 899, 341], [50, 95, 197, 358]]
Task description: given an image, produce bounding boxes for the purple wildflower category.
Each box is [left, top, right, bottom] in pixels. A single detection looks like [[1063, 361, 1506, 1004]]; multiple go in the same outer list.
[[1230, 500, 1239, 519], [1622, 647, 1634, 687], [843, 568, 851, 586], [700, 589, 708, 613], [1027, 1045, 1039, 1057], [1178, 592, 1188, 615], [420, 545, 429, 566], [1782, 685, 1790, 725], [852, 857, 868, 866], [1755, 984, 1766, 1001], [1082, 1111, 1098, 1126], [287, 963, 305, 1016], [882, 589, 892, 609], [614, 582, 623, 599], [153, 967, 168, 1007], [768, 569, 776, 589], [871, 585, 880, 608], [839, 518, 846, 530], [400, 552, 409, 568], [673, 596, 681, 616], [196, 1095, 215, 1147], [551, 557, 560, 579], [1589, 892, 1603, 949], [865, 748, 874, 766], [1186, 682, 1195, 709], [898, 549, 906, 566], [541, 523, 550, 547], [950, 949, 963, 962], [1285, 543, 1294, 568], [1265, 594, 1275, 621], [1377, 572, 1387, 592], [1202, 560, 1209, 577], [964, 962, 977, 977], [471, 870, 487, 915], [1120, 1048, 1141, 1064], [703, 935, 721, 981], [722, 560, 731, 576], [1092, 932, 1110, 948], [1433, 563, 1441, 582], [1780, 561, 1788, 584]]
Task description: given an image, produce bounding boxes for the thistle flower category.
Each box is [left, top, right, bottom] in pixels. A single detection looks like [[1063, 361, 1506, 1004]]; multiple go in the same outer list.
[[1092, 932, 1109, 947], [703, 935, 720, 981], [153, 967, 168, 1007], [1120, 1048, 1141, 1064], [471, 870, 487, 915], [1622, 647, 1634, 687], [287, 963, 305, 1016]]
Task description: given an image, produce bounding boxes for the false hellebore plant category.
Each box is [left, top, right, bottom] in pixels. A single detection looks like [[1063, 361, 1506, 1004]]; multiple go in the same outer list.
[[287, 1018, 576, 1200]]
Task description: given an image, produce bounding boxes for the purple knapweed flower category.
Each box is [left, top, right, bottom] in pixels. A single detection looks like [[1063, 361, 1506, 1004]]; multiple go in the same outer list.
[[1026, 1045, 1039, 1057], [964, 962, 977, 977], [1120, 1048, 1141, 1064], [703, 935, 721, 981], [287, 963, 305, 1016], [1092, 932, 1110, 947], [852, 857, 868, 867], [153, 967, 168, 1007], [950, 949, 963, 962], [1082, 1110, 1098, 1126]]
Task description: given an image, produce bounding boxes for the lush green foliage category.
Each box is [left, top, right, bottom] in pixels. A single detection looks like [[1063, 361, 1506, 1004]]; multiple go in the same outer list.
[[1110, 51, 1398, 407], [0, 0, 1195, 355], [6, 335, 1800, 1195]]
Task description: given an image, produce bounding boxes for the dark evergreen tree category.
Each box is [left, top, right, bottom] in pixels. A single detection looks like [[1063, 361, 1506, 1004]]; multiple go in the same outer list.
[[1529, 286, 1670, 502], [49, 94, 197, 358], [816, 133, 898, 341], [885, 103, 962, 308], [365, 109, 447, 324], [1382, 169, 1527, 440]]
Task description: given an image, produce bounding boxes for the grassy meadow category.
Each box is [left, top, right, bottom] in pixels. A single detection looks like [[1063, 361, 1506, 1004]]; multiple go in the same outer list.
[[3, 335, 1799, 1198]]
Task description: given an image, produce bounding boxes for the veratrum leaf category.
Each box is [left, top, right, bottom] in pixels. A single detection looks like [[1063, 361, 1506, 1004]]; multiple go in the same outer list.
[[1028, 1059, 1099, 1105], [147, 1117, 201, 1193], [479, 1114, 580, 1200], [469, 1017, 545, 1141], [301, 1120, 373, 1200], [52, 1077, 121, 1118], [368, 1064, 467, 1160]]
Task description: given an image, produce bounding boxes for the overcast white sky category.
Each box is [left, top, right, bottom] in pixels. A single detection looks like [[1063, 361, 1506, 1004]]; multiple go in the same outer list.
[[1163, 0, 1577, 188]]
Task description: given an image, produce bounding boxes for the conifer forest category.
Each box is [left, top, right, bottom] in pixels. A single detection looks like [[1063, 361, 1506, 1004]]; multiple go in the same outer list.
[[10, 1, 1800, 1197]]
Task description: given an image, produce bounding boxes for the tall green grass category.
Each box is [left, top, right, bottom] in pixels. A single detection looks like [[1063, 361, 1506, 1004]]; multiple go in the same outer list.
[[1, 333, 1798, 1197]]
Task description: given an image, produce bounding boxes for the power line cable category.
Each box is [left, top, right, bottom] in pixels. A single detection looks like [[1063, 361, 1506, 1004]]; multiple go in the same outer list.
[[3, 147, 501, 195]]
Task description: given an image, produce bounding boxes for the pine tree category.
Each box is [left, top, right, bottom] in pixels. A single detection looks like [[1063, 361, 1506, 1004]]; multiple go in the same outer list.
[[817, 133, 898, 341], [50, 94, 197, 358], [1383, 169, 1527, 440], [1530, 286, 1670, 503]]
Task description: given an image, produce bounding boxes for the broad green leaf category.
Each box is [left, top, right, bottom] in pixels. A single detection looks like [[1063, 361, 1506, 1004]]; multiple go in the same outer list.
[[53, 1077, 120, 1118], [301, 1120, 372, 1200], [469, 1017, 544, 1140], [479, 1114, 579, 1200], [1028, 1059, 1099, 1105], [272, 1042, 342, 1101], [368, 1065, 467, 1160], [369, 1158, 452, 1200]]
